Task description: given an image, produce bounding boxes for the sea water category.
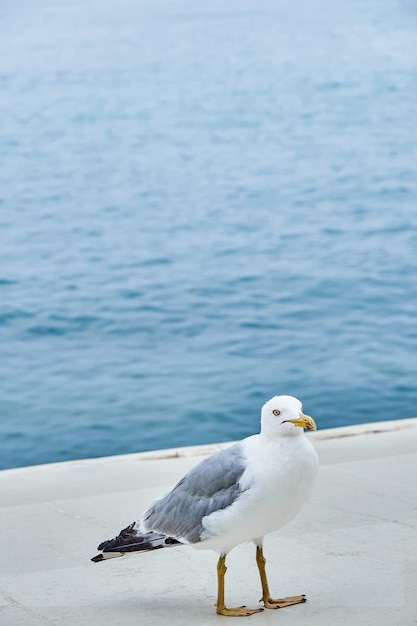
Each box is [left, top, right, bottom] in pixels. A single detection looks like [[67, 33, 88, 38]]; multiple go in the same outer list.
[[1, 0, 417, 469]]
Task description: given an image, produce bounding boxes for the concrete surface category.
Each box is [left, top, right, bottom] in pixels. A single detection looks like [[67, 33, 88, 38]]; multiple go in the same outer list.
[[1, 418, 417, 625]]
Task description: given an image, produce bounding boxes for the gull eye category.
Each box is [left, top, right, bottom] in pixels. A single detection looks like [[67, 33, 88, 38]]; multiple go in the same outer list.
[[272, 409, 281, 416]]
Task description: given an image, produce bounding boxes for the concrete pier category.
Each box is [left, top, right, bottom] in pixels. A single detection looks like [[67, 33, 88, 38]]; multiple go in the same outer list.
[[1, 418, 417, 625]]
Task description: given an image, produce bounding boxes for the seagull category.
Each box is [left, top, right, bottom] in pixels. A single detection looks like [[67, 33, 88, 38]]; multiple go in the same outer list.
[[91, 395, 319, 616]]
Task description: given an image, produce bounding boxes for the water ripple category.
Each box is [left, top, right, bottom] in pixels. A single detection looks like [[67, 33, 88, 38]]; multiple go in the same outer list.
[[1, 0, 417, 469]]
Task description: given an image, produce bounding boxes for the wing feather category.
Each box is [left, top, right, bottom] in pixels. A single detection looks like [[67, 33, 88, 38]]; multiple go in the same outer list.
[[141, 443, 248, 543]]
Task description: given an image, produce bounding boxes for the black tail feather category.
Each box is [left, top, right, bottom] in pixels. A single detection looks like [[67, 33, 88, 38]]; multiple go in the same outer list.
[[91, 522, 181, 562]]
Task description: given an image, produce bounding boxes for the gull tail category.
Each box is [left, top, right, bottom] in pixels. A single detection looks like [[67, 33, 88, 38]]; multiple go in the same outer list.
[[91, 521, 181, 563]]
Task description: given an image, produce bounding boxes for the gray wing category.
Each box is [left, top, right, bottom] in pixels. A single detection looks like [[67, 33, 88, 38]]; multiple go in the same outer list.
[[141, 443, 248, 543]]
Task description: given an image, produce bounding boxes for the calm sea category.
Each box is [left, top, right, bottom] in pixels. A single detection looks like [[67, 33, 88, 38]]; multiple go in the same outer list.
[[1, 0, 417, 469]]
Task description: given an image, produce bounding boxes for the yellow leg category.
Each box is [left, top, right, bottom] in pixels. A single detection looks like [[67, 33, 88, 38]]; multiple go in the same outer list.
[[255, 545, 306, 609], [216, 555, 264, 617]]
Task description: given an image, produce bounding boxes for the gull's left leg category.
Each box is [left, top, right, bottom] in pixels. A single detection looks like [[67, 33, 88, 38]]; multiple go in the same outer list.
[[216, 554, 264, 616], [255, 544, 306, 609]]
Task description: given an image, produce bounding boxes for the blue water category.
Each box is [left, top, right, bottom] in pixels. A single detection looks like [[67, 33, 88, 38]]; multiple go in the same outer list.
[[1, 0, 417, 470]]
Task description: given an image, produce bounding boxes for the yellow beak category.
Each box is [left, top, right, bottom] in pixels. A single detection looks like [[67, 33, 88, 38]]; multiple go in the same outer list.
[[284, 412, 317, 431]]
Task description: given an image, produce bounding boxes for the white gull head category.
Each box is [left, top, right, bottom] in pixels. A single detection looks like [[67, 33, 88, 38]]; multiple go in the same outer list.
[[260, 395, 317, 439]]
